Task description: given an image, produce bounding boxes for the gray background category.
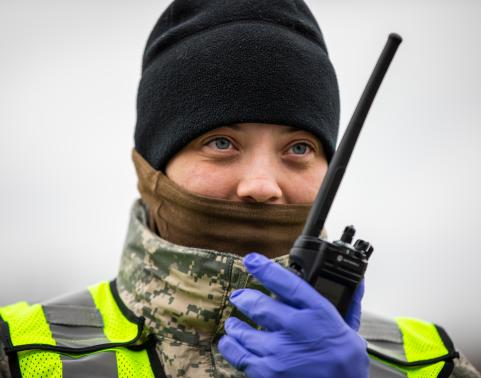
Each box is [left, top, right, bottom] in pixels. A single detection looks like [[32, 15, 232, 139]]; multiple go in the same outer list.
[[1, 0, 480, 370]]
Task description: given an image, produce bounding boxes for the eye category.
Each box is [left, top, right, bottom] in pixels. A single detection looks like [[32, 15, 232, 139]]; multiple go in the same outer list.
[[288, 142, 311, 155], [207, 137, 233, 150]]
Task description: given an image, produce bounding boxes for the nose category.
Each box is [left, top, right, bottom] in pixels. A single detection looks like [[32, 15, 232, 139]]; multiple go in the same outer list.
[[236, 176, 283, 203]]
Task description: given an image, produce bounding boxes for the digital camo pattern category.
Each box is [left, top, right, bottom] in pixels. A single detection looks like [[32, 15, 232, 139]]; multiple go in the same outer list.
[[117, 200, 288, 378], [453, 353, 481, 378], [1, 198, 477, 377], [0, 340, 11, 378], [116, 200, 481, 378]]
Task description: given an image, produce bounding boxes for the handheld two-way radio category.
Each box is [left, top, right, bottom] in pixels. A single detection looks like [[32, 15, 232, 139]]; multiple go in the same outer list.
[[289, 33, 403, 317]]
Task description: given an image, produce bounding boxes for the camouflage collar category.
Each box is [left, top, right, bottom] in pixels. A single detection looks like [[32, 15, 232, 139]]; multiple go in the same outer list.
[[116, 199, 289, 348]]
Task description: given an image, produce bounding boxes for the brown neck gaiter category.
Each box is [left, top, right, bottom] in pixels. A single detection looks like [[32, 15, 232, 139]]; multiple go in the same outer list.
[[132, 148, 313, 258]]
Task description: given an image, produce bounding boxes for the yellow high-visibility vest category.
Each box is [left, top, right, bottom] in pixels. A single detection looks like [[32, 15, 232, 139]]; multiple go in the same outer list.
[[0, 281, 458, 377]]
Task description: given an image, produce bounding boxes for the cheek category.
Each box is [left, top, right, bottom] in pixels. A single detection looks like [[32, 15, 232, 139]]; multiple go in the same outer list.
[[282, 166, 327, 204], [171, 161, 239, 200]]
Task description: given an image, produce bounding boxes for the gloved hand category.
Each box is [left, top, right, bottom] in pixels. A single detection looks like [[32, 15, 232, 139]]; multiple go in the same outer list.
[[218, 252, 368, 378]]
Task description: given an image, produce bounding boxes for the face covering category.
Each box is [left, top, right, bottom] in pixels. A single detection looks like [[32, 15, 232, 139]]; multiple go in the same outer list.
[[132, 148, 319, 259]]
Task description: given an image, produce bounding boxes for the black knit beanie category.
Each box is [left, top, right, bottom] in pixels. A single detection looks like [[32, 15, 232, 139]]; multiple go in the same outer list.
[[135, 0, 340, 171]]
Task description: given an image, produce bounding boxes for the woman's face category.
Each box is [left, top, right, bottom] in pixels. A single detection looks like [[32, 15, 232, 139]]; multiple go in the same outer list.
[[165, 123, 328, 204]]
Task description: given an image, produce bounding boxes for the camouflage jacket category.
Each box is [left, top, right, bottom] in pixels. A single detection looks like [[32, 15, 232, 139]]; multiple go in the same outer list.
[[1, 199, 480, 378]]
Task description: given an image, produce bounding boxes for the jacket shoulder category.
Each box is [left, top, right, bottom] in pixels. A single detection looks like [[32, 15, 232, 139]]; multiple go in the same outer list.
[[0, 281, 161, 378], [0, 281, 143, 352], [360, 312, 480, 378]]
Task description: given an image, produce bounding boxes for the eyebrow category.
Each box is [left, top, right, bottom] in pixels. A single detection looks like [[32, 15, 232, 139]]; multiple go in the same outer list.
[[225, 124, 242, 131]]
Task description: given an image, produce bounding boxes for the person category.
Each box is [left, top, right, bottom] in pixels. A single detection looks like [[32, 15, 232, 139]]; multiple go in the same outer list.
[[0, 0, 480, 377]]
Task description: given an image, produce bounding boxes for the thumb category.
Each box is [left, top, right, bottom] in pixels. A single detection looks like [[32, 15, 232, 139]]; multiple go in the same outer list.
[[218, 335, 257, 371], [344, 280, 365, 331]]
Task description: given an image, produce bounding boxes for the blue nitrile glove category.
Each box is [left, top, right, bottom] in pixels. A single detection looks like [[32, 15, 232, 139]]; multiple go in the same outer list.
[[218, 252, 368, 378]]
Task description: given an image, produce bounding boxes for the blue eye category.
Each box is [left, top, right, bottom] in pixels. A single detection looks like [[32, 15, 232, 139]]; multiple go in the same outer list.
[[211, 137, 232, 150], [290, 143, 309, 155]]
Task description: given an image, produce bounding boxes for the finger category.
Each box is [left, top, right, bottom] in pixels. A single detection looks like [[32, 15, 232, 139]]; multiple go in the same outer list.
[[243, 252, 325, 309], [218, 335, 258, 371], [225, 317, 272, 356], [229, 288, 295, 331], [344, 280, 365, 331]]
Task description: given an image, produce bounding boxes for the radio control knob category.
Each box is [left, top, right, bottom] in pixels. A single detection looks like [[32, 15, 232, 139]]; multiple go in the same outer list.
[[353, 239, 374, 259], [340, 225, 356, 244]]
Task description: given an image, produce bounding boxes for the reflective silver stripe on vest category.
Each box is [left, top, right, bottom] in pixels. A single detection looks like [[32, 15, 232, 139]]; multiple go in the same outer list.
[[44, 305, 102, 328], [369, 359, 407, 377], [360, 311, 407, 361], [360, 312, 412, 376], [42, 288, 110, 348], [61, 351, 118, 378], [360, 312, 403, 344], [44, 289, 95, 307]]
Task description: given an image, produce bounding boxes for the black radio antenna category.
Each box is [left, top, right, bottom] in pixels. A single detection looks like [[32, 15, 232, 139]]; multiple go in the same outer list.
[[302, 33, 402, 237]]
